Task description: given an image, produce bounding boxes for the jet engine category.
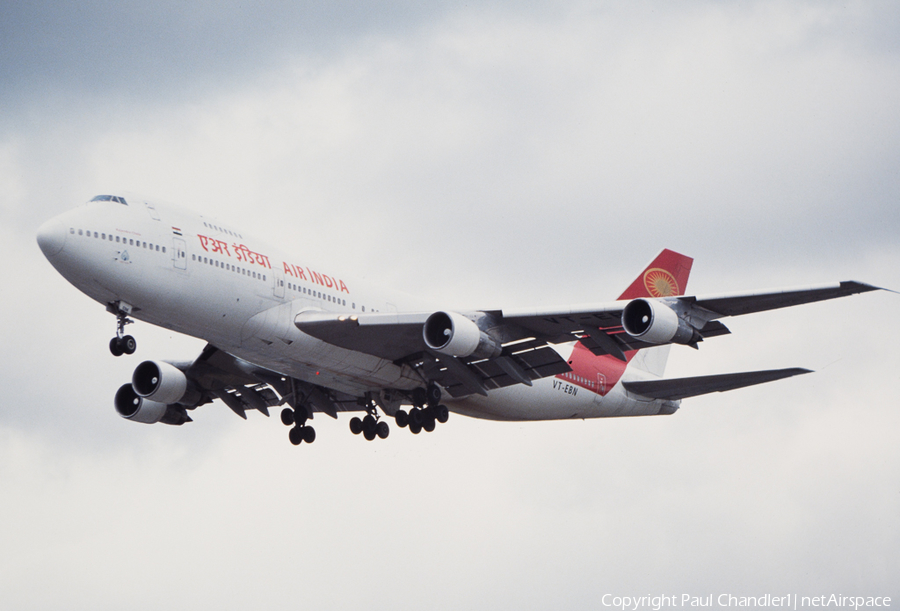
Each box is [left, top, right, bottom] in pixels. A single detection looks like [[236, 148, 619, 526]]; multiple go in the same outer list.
[[132, 360, 188, 404], [114, 383, 168, 424], [621, 298, 700, 345], [423, 311, 502, 359]]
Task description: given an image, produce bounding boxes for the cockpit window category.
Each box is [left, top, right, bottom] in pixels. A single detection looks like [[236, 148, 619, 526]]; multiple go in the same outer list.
[[90, 194, 128, 205]]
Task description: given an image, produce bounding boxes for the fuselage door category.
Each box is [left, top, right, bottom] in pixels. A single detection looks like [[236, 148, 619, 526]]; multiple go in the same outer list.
[[273, 266, 285, 299], [173, 238, 187, 270], [592, 372, 607, 404], [144, 201, 161, 221]]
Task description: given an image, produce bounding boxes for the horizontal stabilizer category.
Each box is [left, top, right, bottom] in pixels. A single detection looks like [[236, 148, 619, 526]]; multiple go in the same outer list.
[[622, 367, 812, 400]]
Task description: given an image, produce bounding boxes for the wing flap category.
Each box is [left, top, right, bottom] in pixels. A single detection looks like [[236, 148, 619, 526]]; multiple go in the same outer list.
[[294, 311, 430, 362], [622, 367, 812, 400]]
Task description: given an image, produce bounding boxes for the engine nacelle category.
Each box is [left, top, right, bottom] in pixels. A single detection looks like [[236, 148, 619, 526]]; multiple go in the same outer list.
[[132, 360, 188, 404], [621, 298, 700, 345], [115, 383, 168, 424], [423, 311, 502, 359]]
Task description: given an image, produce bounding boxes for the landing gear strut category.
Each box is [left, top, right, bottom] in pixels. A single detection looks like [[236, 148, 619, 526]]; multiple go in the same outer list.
[[394, 383, 449, 435], [108, 302, 136, 357], [281, 405, 316, 445]]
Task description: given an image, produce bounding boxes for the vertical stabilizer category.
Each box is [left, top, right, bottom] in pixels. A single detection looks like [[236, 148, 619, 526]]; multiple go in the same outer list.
[[617, 248, 693, 301]]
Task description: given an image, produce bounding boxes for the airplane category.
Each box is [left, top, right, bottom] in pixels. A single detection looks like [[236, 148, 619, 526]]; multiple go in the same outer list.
[[36, 193, 883, 446]]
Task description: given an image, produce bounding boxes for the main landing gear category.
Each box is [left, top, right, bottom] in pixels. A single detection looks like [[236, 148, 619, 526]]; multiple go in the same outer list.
[[108, 303, 136, 357], [349, 402, 390, 441], [394, 384, 449, 435], [281, 405, 316, 445]]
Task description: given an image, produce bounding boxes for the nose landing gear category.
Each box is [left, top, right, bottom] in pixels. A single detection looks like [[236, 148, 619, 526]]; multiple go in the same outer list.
[[107, 302, 136, 357]]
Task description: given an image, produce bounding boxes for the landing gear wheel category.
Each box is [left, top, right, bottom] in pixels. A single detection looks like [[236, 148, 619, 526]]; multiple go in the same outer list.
[[109, 337, 124, 357], [281, 408, 295, 426], [302, 426, 316, 444], [409, 421, 422, 435], [411, 387, 427, 408], [395, 409, 409, 428], [294, 406, 309, 424], [426, 384, 442, 406], [289, 427, 303, 445], [423, 416, 436, 433], [121, 335, 137, 355], [409, 407, 424, 426], [435, 405, 449, 424], [376, 421, 390, 439], [349, 417, 363, 435]]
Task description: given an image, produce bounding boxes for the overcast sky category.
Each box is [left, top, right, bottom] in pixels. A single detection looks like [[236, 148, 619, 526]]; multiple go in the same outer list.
[[2, 1, 899, 609]]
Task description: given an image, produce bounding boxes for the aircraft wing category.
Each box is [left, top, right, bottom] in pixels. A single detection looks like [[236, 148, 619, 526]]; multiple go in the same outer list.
[[500, 281, 882, 358], [622, 367, 812, 400], [294, 311, 571, 397], [167, 344, 364, 421], [294, 281, 880, 397], [682, 280, 882, 317]]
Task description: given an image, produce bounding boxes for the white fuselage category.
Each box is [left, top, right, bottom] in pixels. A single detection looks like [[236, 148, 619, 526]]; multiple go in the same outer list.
[[38, 198, 675, 421]]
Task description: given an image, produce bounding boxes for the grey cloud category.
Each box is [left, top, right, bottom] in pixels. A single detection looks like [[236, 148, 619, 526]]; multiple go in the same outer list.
[[2, 2, 899, 607]]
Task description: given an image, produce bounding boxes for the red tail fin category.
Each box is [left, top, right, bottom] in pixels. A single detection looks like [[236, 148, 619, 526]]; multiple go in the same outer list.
[[618, 249, 693, 300]]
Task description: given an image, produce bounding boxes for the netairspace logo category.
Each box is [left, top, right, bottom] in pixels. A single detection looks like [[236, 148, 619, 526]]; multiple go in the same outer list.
[[599, 594, 892, 611]]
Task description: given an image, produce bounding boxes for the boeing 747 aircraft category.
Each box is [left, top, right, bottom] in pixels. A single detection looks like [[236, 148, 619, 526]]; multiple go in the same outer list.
[[37, 194, 882, 446]]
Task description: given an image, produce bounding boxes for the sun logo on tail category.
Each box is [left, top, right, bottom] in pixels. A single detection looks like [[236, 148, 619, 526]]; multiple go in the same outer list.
[[643, 268, 679, 297]]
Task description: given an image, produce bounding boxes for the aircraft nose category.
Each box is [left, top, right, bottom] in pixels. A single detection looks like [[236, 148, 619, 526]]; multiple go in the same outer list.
[[37, 217, 67, 258]]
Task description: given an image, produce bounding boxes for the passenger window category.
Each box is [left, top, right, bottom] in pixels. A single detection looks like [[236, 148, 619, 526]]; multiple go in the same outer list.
[[70, 228, 74, 234], [129, 239, 134, 245], [78, 229, 83, 235], [94, 232, 98, 238]]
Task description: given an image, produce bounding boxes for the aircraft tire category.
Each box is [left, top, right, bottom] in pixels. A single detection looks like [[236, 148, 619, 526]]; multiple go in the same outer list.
[[121, 335, 137, 355], [411, 387, 427, 408], [294, 406, 309, 424], [426, 384, 441, 406], [376, 421, 390, 439], [281, 408, 294, 426], [288, 426, 303, 445], [409, 407, 424, 426], [409, 421, 422, 435], [109, 337, 124, 357], [303, 426, 316, 444], [435, 405, 449, 424], [423, 417, 436, 433], [395, 409, 409, 428], [349, 416, 363, 435]]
